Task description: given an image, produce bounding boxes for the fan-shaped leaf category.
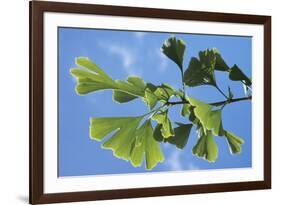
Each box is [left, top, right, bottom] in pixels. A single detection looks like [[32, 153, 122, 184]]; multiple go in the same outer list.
[[152, 110, 175, 138], [184, 49, 217, 87], [143, 83, 177, 109], [71, 58, 147, 100], [225, 131, 244, 154], [192, 129, 218, 162], [131, 120, 164, 170], [229, 64, 252, 86], [90, 117, 164, 169], [112, 90, 138, 103], [153, 123, 192, 149], [112, 76, 146, 103], [213, 49, 230, 71], [161, 37, 186, 70], [188, 96, 223, 136]]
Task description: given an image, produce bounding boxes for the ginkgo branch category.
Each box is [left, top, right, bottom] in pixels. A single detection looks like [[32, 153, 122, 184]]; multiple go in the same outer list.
[[165, 95, 252, 107]]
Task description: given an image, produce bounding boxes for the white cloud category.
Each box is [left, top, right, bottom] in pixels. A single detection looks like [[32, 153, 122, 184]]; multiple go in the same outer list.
[[134, 32, 147, 40], [98, 41, 142, 76], [166, 149, 183, 171], [156, 48, 168, 72]]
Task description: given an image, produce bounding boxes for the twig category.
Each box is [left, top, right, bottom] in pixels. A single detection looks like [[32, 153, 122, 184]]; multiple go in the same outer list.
[[165, 96, 252, 107]]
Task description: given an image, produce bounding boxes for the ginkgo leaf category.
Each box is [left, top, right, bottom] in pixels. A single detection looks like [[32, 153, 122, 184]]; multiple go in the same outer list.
[[224, 131, 244, 154], [205, 109, 224, 136], [112, 76, 146, 103], [71, 58, 147, 98], [167, 123, 193, 149], [113, 90, 138, 103], [143, 83, 177, 109], [90, 116, 142, 141], [90, 116, 164, 169], [143, 83, 158, 110], [229, 64, 252, 86], [181, 103, 192, 117], [152, 110, 175, 138], [153, 83, 176, 102], [90, 116, 143, 160], [76, 57, 112, 78], [153, 123, 192, 149], [70, 68, 117, 94], [188, 96, 213, 128], [161, 37, 186, 70], [115, 77, 146, 97], [213, 48, 230, 71], [188, 96, 223, 136], [184, 49, 217, 87], [192, 129, 218, 162], [130, 120, 164, 170], [70, 57, 117, 94]]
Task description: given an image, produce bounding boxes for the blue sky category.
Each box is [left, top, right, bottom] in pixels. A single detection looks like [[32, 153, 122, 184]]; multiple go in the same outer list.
[[58, 27, 252, 177]]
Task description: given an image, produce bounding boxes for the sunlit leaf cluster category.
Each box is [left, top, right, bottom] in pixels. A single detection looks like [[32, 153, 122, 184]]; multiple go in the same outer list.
[[71, 36, 251, 170]]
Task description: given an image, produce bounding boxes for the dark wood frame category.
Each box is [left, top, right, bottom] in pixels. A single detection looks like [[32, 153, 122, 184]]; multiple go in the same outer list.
[[30, 0, 271, 204]]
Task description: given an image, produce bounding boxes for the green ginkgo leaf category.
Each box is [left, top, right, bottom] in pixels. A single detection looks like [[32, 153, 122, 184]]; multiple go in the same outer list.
[[188, 96, 223, 136], [70, 57, 117, 94], [205, 109, 224, 136], [143, 83, 177, 109], [161, 37, 186, 70], [90, 116, 142, 160], [144, 87, 158, 109], [153, 123, 192, 149], [152, 110, 175, 138], [188, 96, 212, 127], [224, 131, 244, 154], [184, 49, 217, 87], [229, 64, 252, 86], [90, 116, 164, 169], [153, 83, 176, 101], [213, 48, 230, 71], [192, 128, 218, 162], [130, 120, 164, 170], [71, 58, 147, 100], [181, 103, 192, 117], [113, 91, 138, 103], [113, 76, 146, 103]]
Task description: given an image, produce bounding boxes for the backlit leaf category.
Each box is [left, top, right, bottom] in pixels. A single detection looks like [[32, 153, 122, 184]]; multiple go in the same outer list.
[[153, 123, 192, 149], [229, 64, 252, 86], [71, 58, 147, 100], [90, 116, 164, 169], [131, 120, 164, 170], [152, 110, 175, 138], [161, 37, 186, 70], [192, 128, 218, 162], [225, 131, 244, 154], [188, 96, 223, 136], [113, 91, 138, 103], [205, 109, 224, 136], [184, 49, 217, 87], [143, 83, 177, 109], [213, 48, 230, 71], [90, 116, 142, 160]]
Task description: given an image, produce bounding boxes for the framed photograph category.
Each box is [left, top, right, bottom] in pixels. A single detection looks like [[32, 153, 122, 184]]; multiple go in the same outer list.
[[30, 1, 271, 204]]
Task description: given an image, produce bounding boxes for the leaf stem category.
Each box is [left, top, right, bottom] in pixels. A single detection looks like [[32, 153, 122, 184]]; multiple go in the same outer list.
[[214, 85, 228, 99], [142, 104, 166, 118], [180, 70, 186, 98]]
